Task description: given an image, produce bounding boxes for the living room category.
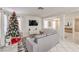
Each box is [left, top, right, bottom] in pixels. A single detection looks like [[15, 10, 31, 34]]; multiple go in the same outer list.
[[0, 7, 79, 52]]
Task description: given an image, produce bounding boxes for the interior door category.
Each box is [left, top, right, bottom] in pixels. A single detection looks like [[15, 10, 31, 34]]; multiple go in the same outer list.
[[75, 18, 79, 44], [75, 19, 79, 32]]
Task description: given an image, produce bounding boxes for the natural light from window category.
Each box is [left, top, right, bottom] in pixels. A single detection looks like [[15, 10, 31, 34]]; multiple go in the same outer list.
[[17, 17, 21, 32], [44, 20, 48, 29], [4, 14, 7, 35], [52, 20, 56, 30]]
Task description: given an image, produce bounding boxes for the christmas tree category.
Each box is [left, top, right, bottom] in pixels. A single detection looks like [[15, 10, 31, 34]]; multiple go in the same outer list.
[[6, 12, 20, 38]]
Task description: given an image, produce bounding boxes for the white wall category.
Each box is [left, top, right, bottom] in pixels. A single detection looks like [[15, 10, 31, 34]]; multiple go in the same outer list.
[[0, 12, 1, 46], [59, 15, 65, 40], [21, 16, 43, 36], [0, 10, 5, 47]]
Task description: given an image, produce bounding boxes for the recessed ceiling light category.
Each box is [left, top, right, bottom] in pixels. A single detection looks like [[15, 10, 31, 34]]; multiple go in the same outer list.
[[38, 7, 44, 10]]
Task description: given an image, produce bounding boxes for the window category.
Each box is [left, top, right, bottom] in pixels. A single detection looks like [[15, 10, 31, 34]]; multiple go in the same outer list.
[[4, 14, 8, 35], [43, 20, 56, 29], [52, 20, 56, 30], [43, 18, 60, 30], [44, 20, 48, 28], [17, 17, 22, 32]]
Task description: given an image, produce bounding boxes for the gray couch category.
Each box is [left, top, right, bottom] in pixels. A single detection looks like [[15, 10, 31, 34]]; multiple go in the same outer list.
[[26, 29, 59, 52]]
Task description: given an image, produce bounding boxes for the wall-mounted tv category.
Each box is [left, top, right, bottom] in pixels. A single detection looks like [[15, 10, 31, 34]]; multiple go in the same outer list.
[[29, 20, 38, 26]]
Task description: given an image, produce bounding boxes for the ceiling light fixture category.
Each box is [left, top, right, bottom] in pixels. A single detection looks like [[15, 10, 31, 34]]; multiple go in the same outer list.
[[38, 7, 44, 10]]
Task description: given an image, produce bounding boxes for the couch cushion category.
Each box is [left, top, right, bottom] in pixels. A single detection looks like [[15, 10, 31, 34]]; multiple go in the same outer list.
[[35, 34, 46, 39]]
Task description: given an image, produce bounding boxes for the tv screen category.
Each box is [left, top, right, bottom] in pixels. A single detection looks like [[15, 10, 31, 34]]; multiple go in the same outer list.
[[29, 20, 38, 26]]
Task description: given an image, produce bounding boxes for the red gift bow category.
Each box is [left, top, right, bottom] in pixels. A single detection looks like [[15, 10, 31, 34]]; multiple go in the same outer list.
[[11, 37, 21, 45]]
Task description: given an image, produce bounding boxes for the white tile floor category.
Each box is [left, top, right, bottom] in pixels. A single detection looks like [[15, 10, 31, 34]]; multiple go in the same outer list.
[[0, 44, 18, 52], [49, 32, 79, 52], [49, 40, 79, 52]]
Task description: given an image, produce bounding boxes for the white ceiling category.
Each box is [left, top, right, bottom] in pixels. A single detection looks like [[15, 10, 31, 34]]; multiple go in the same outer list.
[[3, 7, 79, 17]]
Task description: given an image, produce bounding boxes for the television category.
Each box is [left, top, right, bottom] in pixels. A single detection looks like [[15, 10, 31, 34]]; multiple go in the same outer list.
[[29, 20, 38, 26]]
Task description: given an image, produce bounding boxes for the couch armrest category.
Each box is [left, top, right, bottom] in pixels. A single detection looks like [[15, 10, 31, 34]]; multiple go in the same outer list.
[[26, 38, 38, 52]]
